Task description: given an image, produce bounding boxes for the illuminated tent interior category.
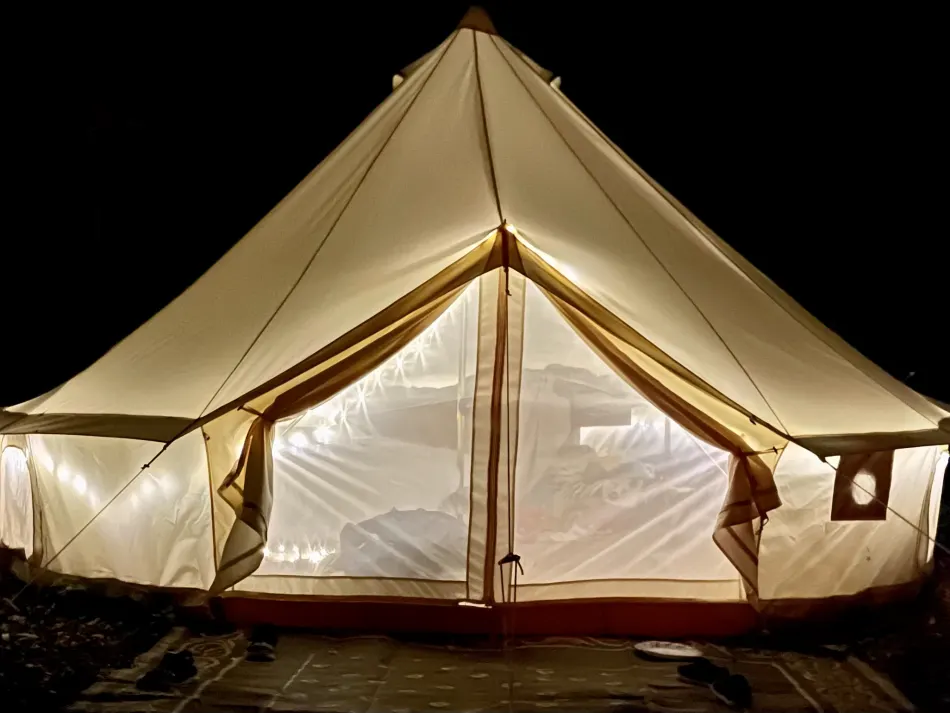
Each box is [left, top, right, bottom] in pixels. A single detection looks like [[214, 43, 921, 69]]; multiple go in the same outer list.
[[2, 8, 947, 635]]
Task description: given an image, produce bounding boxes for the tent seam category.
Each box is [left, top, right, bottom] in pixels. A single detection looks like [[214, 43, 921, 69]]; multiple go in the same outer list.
[[201, 426, 219, 574], [471, 29, 504, 223], [195, 30, 463, 422], [489, 35, 790, 435]]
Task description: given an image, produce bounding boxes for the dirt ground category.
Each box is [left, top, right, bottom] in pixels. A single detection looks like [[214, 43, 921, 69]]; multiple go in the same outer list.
[[0, 564, 175, 709], [856, 529, 950, 710], [1, 545, 947, 710]]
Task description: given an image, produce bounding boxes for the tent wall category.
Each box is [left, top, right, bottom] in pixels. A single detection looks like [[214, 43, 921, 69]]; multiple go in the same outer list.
[[2, 260, 943, 619], [760, 443, 943, 602], [24, 431, 214, 588], [222, 270, 756, 605]]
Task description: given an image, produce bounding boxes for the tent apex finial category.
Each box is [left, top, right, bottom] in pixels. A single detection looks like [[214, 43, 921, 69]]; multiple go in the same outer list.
[[457, 6, 497, 35]]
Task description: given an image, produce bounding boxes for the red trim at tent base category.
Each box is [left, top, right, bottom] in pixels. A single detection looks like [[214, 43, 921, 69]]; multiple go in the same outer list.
[[220, 598, 758, 638]]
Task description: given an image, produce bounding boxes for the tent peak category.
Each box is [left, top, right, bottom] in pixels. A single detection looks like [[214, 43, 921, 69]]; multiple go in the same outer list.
[[458, 6, 497, 35]]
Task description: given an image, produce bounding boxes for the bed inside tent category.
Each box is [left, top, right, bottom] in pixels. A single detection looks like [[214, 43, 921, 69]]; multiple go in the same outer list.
[[1, 8, 947, 637]]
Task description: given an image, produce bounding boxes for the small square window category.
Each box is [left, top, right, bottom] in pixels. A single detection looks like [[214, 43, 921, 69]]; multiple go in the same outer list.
[[830, 450, 893, 522]]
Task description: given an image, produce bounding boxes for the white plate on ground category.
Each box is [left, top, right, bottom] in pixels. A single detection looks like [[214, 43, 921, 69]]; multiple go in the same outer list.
[[634, 641, 704, 661]]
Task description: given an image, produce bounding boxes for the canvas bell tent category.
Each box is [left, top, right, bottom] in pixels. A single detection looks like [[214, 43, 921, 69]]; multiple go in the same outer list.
[[2, 8, 947, 635]]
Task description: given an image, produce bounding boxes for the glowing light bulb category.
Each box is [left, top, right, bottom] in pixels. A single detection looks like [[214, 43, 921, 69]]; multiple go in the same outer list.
[[308, 546, 332, 565], [57, 465, 71, 484], [72, 473, 87, 494]]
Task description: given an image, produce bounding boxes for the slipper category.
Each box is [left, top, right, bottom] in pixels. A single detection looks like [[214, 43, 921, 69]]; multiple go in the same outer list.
[[712, 673, 752, 709], [246, 624, 278, 662], [677, 658, 730, 686], [246, 640, 277, 662]]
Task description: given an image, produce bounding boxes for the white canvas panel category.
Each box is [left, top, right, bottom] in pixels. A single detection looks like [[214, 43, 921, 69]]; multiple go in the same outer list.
[[28, 431, 214, 588], [0, 443, 34, 557], [10, 36, 454, 419], [248, 283, 479, 588], [206, 29, 499, 412], [511, 282, 736, 587], [760, 443, 940, 599], [494, 37, 937, 437]]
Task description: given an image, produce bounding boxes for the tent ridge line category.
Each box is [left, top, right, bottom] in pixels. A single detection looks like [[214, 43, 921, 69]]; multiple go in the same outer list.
[[489, 34, 790, 435], [193, 29, 464, 428], [544, 70, 942, 430], [471, 30, 504, 223]]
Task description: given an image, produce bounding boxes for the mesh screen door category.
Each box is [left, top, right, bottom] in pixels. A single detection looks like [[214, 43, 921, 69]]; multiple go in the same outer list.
[[508, 282, 739, 600], [253, 281, 481, 593]]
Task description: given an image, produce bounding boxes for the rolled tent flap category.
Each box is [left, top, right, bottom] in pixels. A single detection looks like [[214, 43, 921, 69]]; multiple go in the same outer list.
[[210, 417, 273, 594]]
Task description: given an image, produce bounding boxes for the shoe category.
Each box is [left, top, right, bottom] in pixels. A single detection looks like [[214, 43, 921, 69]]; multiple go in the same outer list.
[[677, 658, 729, 686], [711, 673, 752, 709], [246, 624, 278, 662], [246, 640, 276, 662]]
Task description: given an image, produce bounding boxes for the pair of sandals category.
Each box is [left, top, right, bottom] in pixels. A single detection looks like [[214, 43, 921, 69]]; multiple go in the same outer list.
[[677, 658, 752, 710]]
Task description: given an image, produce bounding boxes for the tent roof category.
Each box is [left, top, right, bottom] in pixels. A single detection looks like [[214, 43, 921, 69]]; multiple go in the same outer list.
[[4, 13, 948, 449]]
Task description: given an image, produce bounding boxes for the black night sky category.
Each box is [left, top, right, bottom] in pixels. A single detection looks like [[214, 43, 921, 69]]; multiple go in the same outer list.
[[2, 5, 946, 406]]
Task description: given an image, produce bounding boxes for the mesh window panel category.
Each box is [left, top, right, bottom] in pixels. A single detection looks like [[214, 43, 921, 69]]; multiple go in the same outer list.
[[258, 282, 480, 582], [513, 282, 735, 585]]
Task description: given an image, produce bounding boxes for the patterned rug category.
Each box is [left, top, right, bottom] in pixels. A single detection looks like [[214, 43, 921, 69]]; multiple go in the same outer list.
[[69, 629, 914, 712]]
